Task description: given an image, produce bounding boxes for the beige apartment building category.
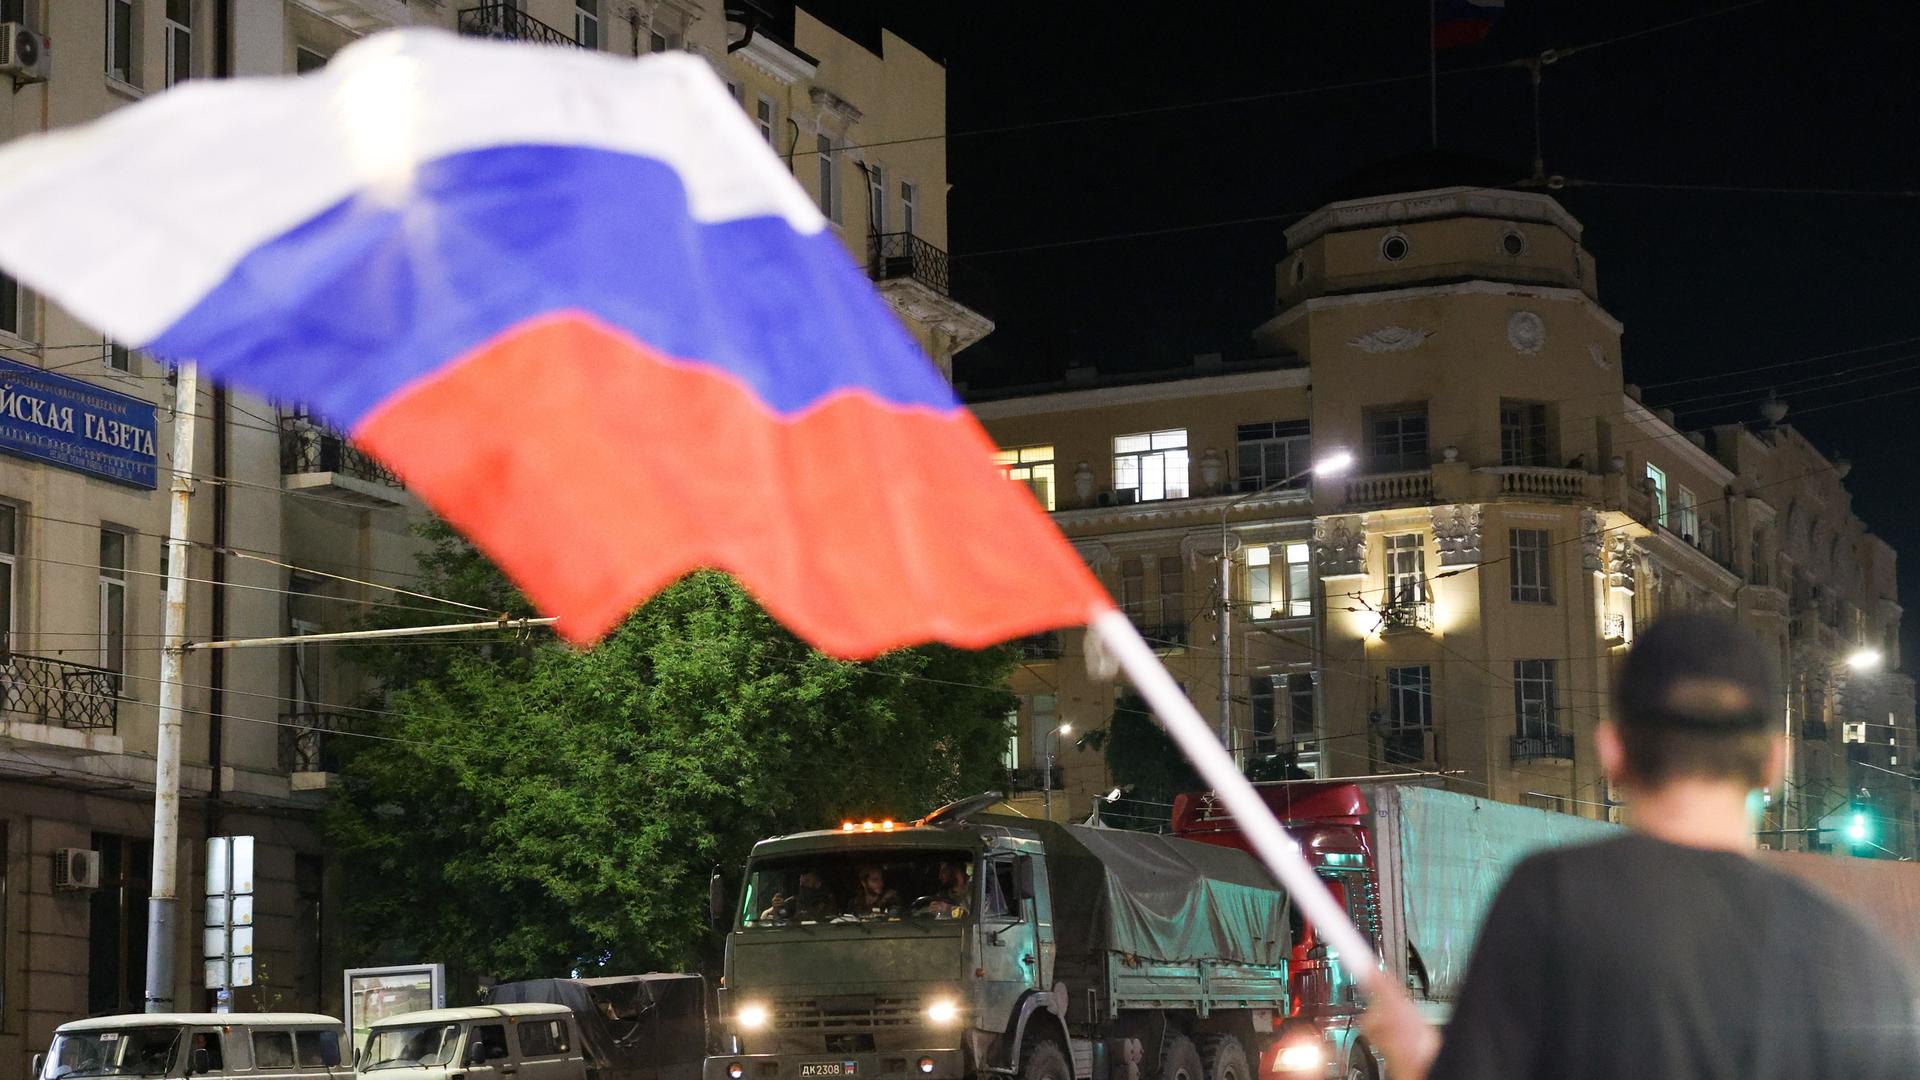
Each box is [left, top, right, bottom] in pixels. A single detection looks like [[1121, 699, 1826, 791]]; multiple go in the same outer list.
[[0, 0, 977, 1067], [973, 172, 1915, 860]]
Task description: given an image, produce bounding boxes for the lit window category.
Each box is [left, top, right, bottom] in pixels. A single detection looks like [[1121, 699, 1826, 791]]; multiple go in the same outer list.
[[164, 0, 192, 88], [575, 0, 600, 49], [1112, 429, 1189, 502], [1509, 528, 1553, 604], [1384, 533, 1426, 606], [993, 445, 1055, 510], [1246, 541, 1311, 619], [1236, 420, 1311, 493], [1645, 464, 1668, 526]]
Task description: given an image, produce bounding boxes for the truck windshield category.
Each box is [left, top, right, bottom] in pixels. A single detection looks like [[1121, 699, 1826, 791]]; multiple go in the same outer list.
[[361, 1024, 461, 1070], [43, 1028, 181, 1079], [741, 849, 976, 927]]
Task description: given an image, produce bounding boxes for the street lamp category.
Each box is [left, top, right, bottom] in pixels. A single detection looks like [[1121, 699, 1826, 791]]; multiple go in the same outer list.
[[1042, 722, 1072, 822], [1218, 451, 1354, 746], [1847, 647, 1883, 671]]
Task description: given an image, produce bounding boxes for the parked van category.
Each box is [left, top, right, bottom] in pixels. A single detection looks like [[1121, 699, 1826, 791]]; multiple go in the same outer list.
[[355, 1004, 583, 1080], [37, 1013, 345, 1080]]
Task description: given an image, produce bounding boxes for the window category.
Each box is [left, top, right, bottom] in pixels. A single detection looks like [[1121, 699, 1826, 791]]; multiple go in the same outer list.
[[252, 1032, 294, 1069], [295, 1031, 336, 1069], [1251, 671, 1316, 752], [755, 98, 775, 145], [0, 1, 23, 25], [1366, 405, 1428, 473], [1284, 672, 1316, 738], [87, 833, 150, 1014], [1513, 660, 1560, 738], [994, 445, 1055, 510], [1001, 705, 1020, 771], [107, 340, 131, 372], [1117, 557, 1145, 624], [1673, 484, 1698, 541], [472, 1025, 509, 1064], [981, 855, 1017, 919], [899, 180, 916, 237], [164, 0, 191, 88], [866, 163, 885, 233], [519, 1020, 570, 1058], [1386, 666, 1432, 731], [0, 270, 18, 337], [575, 0, 600, 49], [106, 0, 135, 84], [815, 134, 837, 222], [1700, 511, 1723, 562], [1509, 528, 1553, 603], [99, 529, 126, 674], [1024, 693, 1055, 767], [1645, 464, 1667, 526], [1156, 555, 1184, 634], [190, 1029, 225, 1071], [1236, 420, 1311, 493], [1112, 429, 1189, 502], [1384, 533, 1425, 606], [294, 854, 324, 1010], [0, 503, 16, 650], [1749, 526, 1769, 585], [1499, 401, 1551, 467], [294, 47, 328, 74], [1247, 541, 1311, 619], [1380, 232, 1410, 261]]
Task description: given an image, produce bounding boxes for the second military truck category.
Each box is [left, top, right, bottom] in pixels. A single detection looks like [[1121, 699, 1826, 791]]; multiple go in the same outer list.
[[705, 794, 1325, 1080]]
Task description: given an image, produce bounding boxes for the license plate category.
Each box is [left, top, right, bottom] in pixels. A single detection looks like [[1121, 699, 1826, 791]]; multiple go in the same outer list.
[[800, 1064, 854, 1077]]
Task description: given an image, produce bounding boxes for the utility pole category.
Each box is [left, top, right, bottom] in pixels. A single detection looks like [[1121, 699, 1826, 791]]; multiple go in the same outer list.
[[1217, 529, 1233, 747], [144, 362, 197, 1012]]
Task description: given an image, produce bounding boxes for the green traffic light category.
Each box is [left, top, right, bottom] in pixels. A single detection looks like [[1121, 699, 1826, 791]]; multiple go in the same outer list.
[[1847, 812, 1870, 844]]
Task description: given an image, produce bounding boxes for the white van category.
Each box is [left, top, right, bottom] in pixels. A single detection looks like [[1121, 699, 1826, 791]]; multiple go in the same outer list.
[[37, 1013, 346, 1080], [355, 1004, 586, 1080]]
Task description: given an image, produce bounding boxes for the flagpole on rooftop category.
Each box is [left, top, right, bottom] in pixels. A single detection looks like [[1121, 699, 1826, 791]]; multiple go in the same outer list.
[[144, 362, 198, 1012], [1087, 609, 1380, 977]]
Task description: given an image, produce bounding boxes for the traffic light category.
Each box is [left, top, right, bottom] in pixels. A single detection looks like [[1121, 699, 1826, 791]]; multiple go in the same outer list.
[[1845, 803, 1873, 852]]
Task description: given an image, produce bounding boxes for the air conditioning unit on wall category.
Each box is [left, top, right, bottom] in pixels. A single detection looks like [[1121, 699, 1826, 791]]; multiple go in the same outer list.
[[53, 848, 101, 890], [0, 24, 50, 85]]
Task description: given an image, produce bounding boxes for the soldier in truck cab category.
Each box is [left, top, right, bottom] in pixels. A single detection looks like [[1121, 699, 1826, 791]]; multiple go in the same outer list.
[[916, 858, 971, 918], [845, 864, 902, 917], [762, 869, 837, 923]]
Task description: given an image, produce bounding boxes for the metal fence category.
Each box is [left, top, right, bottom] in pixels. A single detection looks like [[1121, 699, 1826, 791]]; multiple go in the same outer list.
[[1511, 732, 1575, 763], [457, 3, 579, 46], [0, 653, 119, 731], [868, 232, 951, 296], [280, 417, 405, 489]]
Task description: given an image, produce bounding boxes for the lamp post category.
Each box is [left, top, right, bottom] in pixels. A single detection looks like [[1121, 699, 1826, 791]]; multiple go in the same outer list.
[[1042, 722, 1072, 822], [1217, 450, 1353, 750]]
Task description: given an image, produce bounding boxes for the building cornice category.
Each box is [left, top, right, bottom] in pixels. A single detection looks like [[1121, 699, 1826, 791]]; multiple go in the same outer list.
[[1258, 278, 1624, 337], [733, 32, 819, 84], [968, 367, 1310, 420], [1621, 396, 1736, 487], [1049, 489, 1315, 530], [1284, 186, 1586, 250]]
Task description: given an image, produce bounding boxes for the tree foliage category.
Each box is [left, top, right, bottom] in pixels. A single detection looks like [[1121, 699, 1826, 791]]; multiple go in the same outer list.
[[1079, 692, 1201, 830], [329, 521, 1015, 988]]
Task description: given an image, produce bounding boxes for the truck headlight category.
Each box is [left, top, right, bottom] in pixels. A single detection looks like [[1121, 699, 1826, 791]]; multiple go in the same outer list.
[[1274, 1042, 1323, 1072], [737, 1003, 769, 1031], [925, 998, 959, 1025]]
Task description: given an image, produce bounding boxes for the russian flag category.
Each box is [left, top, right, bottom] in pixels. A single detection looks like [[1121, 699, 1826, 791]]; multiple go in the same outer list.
[[0, 30, 1111, 657], [1435, 0, 1505, 49]]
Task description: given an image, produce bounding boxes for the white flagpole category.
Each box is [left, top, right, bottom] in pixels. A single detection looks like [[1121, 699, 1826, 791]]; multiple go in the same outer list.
[[1088, 609, 1382, 979]]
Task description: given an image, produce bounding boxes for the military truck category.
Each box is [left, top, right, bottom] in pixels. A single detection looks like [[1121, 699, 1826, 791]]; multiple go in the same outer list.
[[704, 795, 1324, 1080]]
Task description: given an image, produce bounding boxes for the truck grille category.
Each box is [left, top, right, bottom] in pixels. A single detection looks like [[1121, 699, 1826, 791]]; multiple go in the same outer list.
[[773, 996, 920, 1033]]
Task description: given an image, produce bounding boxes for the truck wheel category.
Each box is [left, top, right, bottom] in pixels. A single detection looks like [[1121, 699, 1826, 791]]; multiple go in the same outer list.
[[1197, 1035, 1248, 1080], [1019, 1039, 1071, 1080], [1158, 1034, 1204, 1080]]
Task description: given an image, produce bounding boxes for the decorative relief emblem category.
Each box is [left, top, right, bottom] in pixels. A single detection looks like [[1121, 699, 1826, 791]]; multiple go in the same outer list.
[[1588, 343, 1612, 370], [1507, 310, 1546, 354], [1431, 505, 1483, 567], [1348, 326, 1434, 353], [1604, 534, 1636, 594], [1581, 509, 1604, 574], [1315, 516, 1368, 577]]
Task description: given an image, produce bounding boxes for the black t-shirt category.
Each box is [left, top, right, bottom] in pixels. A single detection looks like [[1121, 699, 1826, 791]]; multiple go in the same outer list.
[[1428, 834, 1920, 1080]]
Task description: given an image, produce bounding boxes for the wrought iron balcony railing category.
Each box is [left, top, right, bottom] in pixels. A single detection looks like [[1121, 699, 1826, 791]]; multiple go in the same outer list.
[[0, 652, 119, 732], [1511, 732, 1575, 763], [1381, 728, 1430, 766], [1380, 599, 1433, 634], [280, 711, 349, 774], [457, 3, 580, 46], [869, 232, 951, 296], [281, 417, 404, 489], [1136, 622, 1189, 650]]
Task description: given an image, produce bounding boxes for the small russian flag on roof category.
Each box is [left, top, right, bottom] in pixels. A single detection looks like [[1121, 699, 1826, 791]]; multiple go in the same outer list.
[[0, 29, 1112, 656]]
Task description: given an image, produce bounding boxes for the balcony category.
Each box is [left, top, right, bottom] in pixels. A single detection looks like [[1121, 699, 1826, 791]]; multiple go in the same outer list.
[[1014, 631, 1062, 660], [1135, 622, 1189, 651], [0, 653, 119, 733], [280, 416, 408, 507], [867, 232, 993, 356], [457, 3, 581, 46], [1345, 469, 1433, 508], [1379, 600, 1433, 635], [1381, 728, 1431, 766], [280, 712, 348, 784], [1007, 764, 1064, 792], [1478, 466, 1592, 501], [1511, 732, 1575, 763]]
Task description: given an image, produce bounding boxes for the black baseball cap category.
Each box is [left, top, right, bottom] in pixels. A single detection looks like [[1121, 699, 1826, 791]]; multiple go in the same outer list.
[[1616, 614, 1777, 732]]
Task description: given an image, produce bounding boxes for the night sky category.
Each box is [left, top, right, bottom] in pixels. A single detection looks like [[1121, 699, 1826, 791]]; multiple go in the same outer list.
[[824, 0, 1920, 666]]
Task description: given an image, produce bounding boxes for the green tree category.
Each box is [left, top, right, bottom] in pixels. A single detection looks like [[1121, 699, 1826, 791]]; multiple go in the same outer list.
[[1079, 692, 1201, 831], [328, 521, 1015, 989]]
